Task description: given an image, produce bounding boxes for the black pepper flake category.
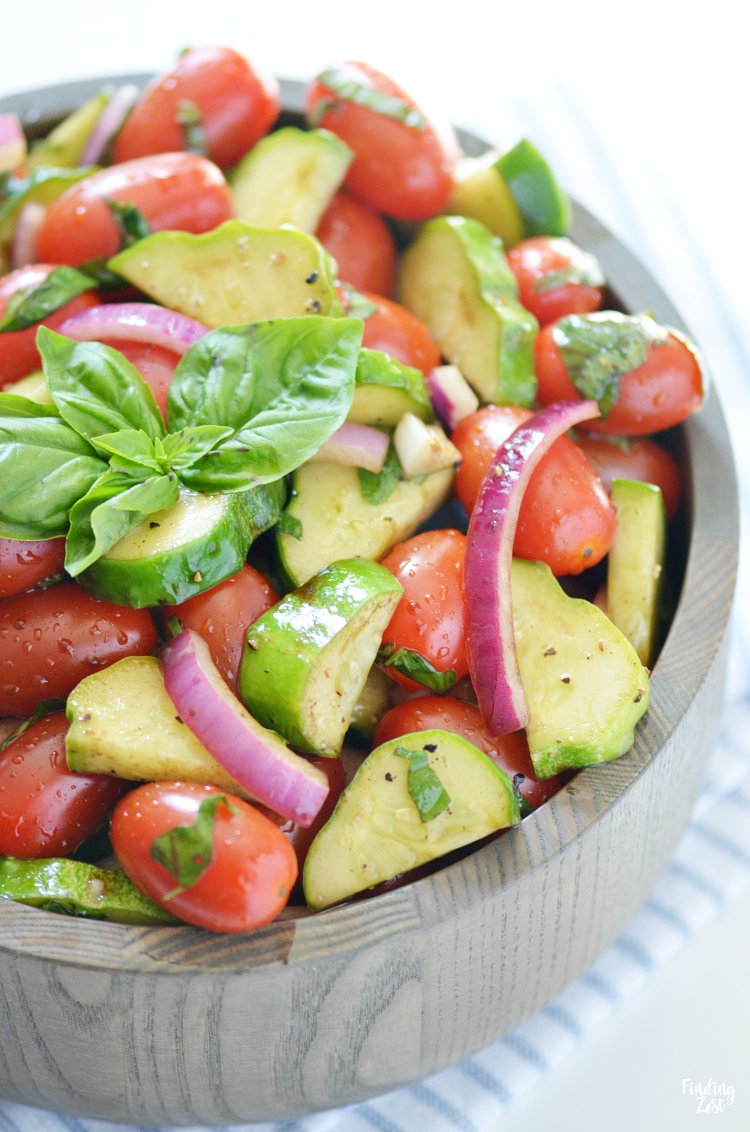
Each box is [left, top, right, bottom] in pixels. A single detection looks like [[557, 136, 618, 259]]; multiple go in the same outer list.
[[583, 546, 592, 558], [561, 674, 571, 684], [385, 772, 393, 781], [635, 692, 643, 703], [513, 773, 526, 786], [150, 521, 161, 529], [491, 520, 497, 531], [175, 715, 183, 724], [423, 743, 437, 752], [305, 271, 319, 283], [544, 646, 556, 656]]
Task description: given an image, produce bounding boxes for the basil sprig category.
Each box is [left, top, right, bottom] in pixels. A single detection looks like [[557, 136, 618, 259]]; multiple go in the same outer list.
[[394, 746, 451, 822], [308, 65, 426, 130], [151, 794, 238, 898], [552, 312, 667, 418], [377, 641, 457, 693]]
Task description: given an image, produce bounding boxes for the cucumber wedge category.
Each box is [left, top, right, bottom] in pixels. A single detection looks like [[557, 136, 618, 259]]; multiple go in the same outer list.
[[303, 729, 519, 910], [108, 220, 343, 329], [512, 558, 650, 778], [230, 126, 353, 232], [495, 138, 571, 238], [348, 348, 434, 426], [24, 91, 110, 172], [399, 215, 537, 407], [607, 479, 667, 667], [79, 481, 284, 607], [446, 152, 525, 249], [276, 462, 454, 588], [239, 558, 403, 757]]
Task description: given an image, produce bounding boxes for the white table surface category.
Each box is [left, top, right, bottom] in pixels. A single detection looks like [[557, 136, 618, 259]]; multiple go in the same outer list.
[[2, 3, 749, 1128]]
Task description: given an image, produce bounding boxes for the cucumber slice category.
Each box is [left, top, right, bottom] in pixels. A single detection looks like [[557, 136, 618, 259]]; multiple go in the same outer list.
[[276, 462, 454, 588], [446, 152, 525, 249], [230, 126, 353, 233], [239, 558, 403, 757], [1, 370, 54, 404], [399, 215, 537, 407], [495, 138, 571, 238], [79, 481, 284, 607], [349, 665, 392, 742], [607, 479, 667, 667], [303, 728, 519, 910], [66, 655, 256, 800], [348, 348, 434, 426], [108, 220, 343, 329], [512, 558, 650, 778]]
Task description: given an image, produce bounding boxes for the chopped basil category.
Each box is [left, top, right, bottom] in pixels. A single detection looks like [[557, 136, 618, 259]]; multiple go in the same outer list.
[[358, 440, 401, 505], [0, 698, 67, 754], [151, 793, 237, 898], [165, 615, 183, 639], [105, 198, 151, 248], [309, 66, 426, 130], [0, 266, 97, 333], [394, 745, 451, 822], [553, 312, 667, 418], [342, 283, 379, 320], [277, 512, 303, 540], [532, 243, 604, 295], [176, 99, 208, 156], [377, 641, 457, 693]]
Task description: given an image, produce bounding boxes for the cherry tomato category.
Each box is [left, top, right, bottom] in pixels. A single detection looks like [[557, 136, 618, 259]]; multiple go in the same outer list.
[[0, 582, 158, 716], [360, 292, 440, 376], [102, 338, 180, 421], [507, 236, 604, 326], [452, 405, 617, 575], [0, 712, 128, 859], [113, 47, 280, 170], [373, 697, 562, 811], [110, 781, 297, 933], [168, 564, 279, 696], [576, 434, 682, 522], [35, 153, 233, 267], [0, 536, 65, 599], [315, 191, 397, 297], [305, 62, 457, 220], [535, 322, 704, 435], [379, 530, 469, 692], [0, 265, 100, 384]]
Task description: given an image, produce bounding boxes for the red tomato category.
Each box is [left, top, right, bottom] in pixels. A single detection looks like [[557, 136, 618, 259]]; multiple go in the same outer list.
[[576, 434, 682, 522], [305, 62, 457, 220], [110, 781, 297, 932], [0, 265, 100, 384], [0, 712, 128, 858], [452, 406, 617, 575], [0, 582, 158, 716], [507, 237, 604, 326], [315, 191, 397, 297], [168, 564, 279, 695], [360, 292, 440, 376], [535, 323, 704, 435], [0, 536, 65, 599], [113, 47, 279, 170], [373, 698, 562, 811], [102, 338, 180, 421], [35, 153, 233, 267], [379, 530, 469, 692]]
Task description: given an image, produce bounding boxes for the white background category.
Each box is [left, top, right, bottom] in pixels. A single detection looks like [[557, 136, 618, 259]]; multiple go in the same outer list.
[[2, 2, 749, 1128]]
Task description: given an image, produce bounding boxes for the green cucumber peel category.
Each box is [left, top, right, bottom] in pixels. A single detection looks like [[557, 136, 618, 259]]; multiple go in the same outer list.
[[0, 267, 97, 333], [377, 641, 457, 693], [176, 99, 208, 156], [151, 793, 238, 898], [309, 66, 426, 130], [394, 745, 451, 822], [0, 698, 67, 754], [553, 312, 668, 418], [358, 440, 402, 505]]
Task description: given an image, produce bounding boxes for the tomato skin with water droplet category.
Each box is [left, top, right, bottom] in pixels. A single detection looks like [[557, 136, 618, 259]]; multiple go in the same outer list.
[[0, 582, 157, 716], [0, 712, 127, 858], [110, 782, 298, 933], [0, 536, 65, 599]]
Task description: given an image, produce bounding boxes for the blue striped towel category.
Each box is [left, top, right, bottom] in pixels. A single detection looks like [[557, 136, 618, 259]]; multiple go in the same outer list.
[[2, 75, 750, 1132]]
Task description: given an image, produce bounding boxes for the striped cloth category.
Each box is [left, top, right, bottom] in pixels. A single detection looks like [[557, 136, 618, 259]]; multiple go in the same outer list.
[[2, 74, 750, 1132]]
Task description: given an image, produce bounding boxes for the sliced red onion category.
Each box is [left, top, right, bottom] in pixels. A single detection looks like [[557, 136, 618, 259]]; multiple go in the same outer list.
[[0, 113, 26, 173], [465, 399, 600, 735], [427, 365, 479, 431], [80, 84, 139, 167], [59, 303, 209, 356], [12, 201, 46, 268], [307, 420, 390, 473], [160, 630, 330, 827]]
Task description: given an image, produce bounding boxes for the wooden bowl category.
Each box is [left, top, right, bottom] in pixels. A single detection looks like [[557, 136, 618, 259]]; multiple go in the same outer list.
[[0, 78, 738, 1125]]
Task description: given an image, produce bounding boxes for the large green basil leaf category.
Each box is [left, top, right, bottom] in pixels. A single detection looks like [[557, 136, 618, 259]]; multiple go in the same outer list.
[[0, 267, 97, 333], [552, 312, 667, 418], [167, 317, 362, 490], [394, 746, 451, 822], [0, 392, 59, 418], [38, 327, 165, 443], [0, 414, 107, 539], [65, 470, 179, 576]]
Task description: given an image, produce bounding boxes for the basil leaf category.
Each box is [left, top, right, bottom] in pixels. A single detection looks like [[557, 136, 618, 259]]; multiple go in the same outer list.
[[342, 283, 378, 320], [358, 440, 401, 505], [310, 66, 426, 130], [0, 698, 67, 754], [394, 746, 451, 822], [91, 429, 160, 471], [38, 328, 166, 443], [105, 198, 151, 247], [168, 317, 362, 490], [0, 414, 106, 539], [77, 257, 129, 292], [65, 469, 179, 576], [553, 313, 667, 418], [161, 425, 234, 470], [0, 166, 97, 232], [150, 794, 237, 897], [276, 512, 303, 540], [0, 267, 97, 333], [532, 245, 604, 295], [0, 392, 59, 418], [176, 99, 208, 156], [377, 642, 457, 693]]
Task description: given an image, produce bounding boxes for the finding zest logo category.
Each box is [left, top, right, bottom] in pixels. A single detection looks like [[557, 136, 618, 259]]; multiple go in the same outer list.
[[683, 1079, 736, 1113]]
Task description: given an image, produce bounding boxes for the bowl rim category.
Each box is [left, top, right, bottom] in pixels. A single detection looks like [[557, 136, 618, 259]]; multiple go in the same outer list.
[[0, 75, 739, 974]]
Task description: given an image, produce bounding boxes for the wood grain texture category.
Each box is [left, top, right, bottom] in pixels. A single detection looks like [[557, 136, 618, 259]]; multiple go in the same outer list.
[[0, 79, 739, 1124]]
